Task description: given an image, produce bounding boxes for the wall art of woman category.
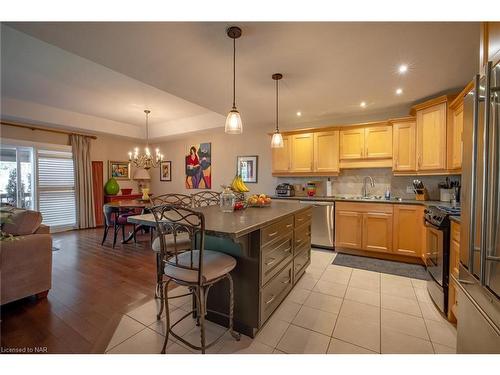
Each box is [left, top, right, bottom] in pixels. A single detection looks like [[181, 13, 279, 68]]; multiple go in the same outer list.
[[185, 143, 211, 189]]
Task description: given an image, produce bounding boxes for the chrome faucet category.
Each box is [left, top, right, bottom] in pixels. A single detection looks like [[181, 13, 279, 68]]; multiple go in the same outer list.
[[362, 176, 375, 198]]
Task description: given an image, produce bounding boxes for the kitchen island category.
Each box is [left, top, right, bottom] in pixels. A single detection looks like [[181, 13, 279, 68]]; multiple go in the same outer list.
[[128, 200, 312, 337]]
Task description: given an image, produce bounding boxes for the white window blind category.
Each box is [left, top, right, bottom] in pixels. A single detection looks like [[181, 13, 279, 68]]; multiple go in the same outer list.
[[37, 149, 76, 231]]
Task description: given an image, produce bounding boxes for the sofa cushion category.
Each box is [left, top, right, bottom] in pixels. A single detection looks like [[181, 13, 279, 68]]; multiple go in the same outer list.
[[2, 208, 43, 236]]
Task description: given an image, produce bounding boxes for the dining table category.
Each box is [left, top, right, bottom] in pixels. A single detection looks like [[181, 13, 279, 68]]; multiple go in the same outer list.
[[103, 199, 152, 243]]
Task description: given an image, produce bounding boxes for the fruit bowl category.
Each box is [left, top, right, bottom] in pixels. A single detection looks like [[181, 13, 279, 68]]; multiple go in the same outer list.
[[247, 194, 272, 208]]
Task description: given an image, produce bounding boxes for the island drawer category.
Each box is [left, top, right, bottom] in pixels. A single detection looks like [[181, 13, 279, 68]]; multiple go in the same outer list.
[[294, 222, 311, 252], [261, 233, 293, 286], [294, 209, 313, 228], [260, 260, 293, 324], [293, 247, 310, 283], [261, 216, 294, 248]]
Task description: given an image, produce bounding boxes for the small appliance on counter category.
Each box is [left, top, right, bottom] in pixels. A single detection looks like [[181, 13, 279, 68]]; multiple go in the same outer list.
[[275, 183, 295, 197], [438, 177, 461, 203]]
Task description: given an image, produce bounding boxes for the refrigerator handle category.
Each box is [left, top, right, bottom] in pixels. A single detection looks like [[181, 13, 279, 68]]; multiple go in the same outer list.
[[480, 61, 493, 286], [468, 74, 480, 272]]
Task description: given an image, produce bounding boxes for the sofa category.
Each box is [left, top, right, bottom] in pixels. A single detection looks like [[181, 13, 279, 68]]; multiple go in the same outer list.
[[0, 207, 52, 305]]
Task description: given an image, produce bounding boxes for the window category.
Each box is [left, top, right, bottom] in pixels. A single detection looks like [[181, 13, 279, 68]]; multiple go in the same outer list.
[[0, 146, 34, 209], [37, 149, 76, 231]]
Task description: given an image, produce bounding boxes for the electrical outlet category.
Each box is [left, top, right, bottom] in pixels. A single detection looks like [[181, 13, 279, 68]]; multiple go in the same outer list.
[[406, 185, 414, 193]]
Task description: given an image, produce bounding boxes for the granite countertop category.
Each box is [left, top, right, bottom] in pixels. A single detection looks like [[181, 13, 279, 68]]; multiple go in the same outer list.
[[128, 200, 309, 239], [272, 195, 456, 208]]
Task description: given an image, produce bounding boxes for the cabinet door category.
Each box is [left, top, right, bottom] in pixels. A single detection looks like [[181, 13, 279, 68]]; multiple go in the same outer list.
[[272, 136, 291, 173], [290, 133, 314, 172], [362, 212, 393, 253], [339, 128, 365, 159], [393, 121, 416, 171], [393, 205, 423, 257], [335, 210, 362, 249], [449, 104, 464, 170], [314, 130, 339, 173], [365, 126, 393, 159], [416, 103, 447, 170]]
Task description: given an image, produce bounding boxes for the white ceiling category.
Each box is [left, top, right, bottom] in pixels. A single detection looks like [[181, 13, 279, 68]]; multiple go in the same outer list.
[[1, 22, 479, 140]]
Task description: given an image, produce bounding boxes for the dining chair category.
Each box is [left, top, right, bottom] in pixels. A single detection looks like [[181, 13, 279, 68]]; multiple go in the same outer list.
[[101, 205, 137, 248], [149, 193, 193, 299], [191, 191, 220, 208], [150, 204, 240, 354]]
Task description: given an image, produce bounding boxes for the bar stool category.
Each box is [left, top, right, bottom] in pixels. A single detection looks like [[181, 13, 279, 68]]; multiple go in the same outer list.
[[150, 204, 240, 354], [149, 194, 193, 303], [191, 191, 220, 208]]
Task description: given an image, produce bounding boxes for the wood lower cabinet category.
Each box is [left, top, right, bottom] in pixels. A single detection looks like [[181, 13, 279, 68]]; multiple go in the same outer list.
[[335, 209, 363, 249], [290, 133, 314, 172], [365, 125, 392, 159], [272, 135, 291, 173], [313, 130, 339, 173], [362, 212, 393, 253], [392, 119, 416, 172], [448, 220, 461, 322], [416, 102, 447, 171], [393, 205, 424, 257]]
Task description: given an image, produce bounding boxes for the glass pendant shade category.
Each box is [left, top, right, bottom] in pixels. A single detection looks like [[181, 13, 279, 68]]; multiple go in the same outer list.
[[271, 131, 284, 148], [225, 109, 243, 134]]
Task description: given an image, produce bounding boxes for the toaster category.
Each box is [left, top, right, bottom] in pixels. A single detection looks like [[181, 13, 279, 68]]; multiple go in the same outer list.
[[275, 183, 295, 197]]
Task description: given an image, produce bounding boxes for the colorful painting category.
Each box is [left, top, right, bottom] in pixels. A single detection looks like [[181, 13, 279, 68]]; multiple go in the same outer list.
[[108, 161, 130, 180], [160, 161, 172, 182], [237, 155, 258, 183], [185, 143, 211, 189]]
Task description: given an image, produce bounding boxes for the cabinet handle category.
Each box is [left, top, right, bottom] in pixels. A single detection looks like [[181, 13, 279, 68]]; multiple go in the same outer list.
[[286, 224, 293, 228], [265, 257, 277, 266], [360, 147, 363, 157], [265, 295, 276, 305], [281, 277, 291, 285], [418, 155, 422, 168], [268, 231, 278, 237]]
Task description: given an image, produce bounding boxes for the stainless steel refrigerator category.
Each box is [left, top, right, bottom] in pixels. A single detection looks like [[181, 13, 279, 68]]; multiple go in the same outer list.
[[458, 61, 500, 353]]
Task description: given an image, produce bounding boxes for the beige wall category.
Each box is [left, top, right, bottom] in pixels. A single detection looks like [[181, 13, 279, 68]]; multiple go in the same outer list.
[[0, 124, 143, 192], [150, 129, 278, 197]]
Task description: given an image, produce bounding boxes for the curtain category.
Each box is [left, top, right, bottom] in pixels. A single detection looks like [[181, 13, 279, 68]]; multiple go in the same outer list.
[[70, 134, 95, 229]]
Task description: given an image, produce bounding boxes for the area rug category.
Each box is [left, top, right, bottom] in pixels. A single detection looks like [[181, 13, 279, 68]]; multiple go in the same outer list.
[[332, 253, 429, 280]]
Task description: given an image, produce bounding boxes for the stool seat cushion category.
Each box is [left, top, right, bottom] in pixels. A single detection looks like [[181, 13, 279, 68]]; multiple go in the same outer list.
[[164, 250, 236, 283], [152, 232, 191, 253]]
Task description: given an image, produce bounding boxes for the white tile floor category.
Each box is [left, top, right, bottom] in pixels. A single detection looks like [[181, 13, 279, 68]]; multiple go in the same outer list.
[[105, 249, 457, 354]]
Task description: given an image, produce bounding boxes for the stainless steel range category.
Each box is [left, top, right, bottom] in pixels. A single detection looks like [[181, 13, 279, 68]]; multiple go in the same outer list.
[[424, 205, 461, 314]]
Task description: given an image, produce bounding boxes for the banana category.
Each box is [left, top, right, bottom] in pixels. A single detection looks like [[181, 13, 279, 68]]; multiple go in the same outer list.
[[239, 176, 250, 192]]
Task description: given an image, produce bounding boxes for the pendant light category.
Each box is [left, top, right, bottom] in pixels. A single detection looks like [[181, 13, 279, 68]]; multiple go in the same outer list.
[[271, 73, 284, 148], [225, 26, 243, 134]]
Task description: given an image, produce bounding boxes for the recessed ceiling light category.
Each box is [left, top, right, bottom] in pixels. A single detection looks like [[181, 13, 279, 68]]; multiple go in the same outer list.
[[398, 64, 408, 74], [396, 88, 403, 95], [360, 101, 367, 108], [296, 111, 302, 117]]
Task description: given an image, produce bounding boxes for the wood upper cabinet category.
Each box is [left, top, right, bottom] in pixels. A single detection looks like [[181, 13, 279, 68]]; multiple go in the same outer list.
[[335, 209, 363, 249], [393, 205, 423, 257], [365, 126, 392, 159], [313, 130, 339, 173], [416, 102, 447, 171], [272, 135, 291, 173], [480, 22, 500, 71], [392, 119, 416, 172], [339, 128, 365, 159], [362, 212, 393, 253], [290, 133, 314, 172], [449, 102, 464, 170]]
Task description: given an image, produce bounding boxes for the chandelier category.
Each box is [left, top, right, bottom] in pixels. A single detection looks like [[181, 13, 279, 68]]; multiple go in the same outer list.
[[128, 110, 163, 170]]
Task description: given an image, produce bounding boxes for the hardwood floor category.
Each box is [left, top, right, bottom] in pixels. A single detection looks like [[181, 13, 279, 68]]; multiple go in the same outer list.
[[0, 227, 159, 354]]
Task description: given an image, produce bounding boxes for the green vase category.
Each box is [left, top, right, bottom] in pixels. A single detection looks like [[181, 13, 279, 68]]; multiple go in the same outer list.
[[104, 178, 120, 195]]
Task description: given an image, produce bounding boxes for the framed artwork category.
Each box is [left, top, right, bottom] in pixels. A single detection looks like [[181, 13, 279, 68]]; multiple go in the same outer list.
[[160, 161, 172, 181], [185, 142, 211, 189], [237, 155, 258, 183], [108, 161, 130, 180]]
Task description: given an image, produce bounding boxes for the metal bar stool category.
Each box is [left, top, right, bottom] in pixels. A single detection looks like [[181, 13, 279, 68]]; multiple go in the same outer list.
[[149, 194, 193, 302], [191, 191, 220, 208], [150, 204, 240, 354]]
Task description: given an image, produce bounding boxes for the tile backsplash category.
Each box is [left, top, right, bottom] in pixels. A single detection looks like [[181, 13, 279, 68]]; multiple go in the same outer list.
[[277, 168, 461, 201]]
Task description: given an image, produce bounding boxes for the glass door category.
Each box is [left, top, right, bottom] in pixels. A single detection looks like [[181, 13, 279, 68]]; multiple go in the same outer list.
[[0, 145, 34, 209]]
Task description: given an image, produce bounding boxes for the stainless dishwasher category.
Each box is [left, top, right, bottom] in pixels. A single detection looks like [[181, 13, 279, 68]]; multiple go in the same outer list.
[[299, 200, 335, 249]]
